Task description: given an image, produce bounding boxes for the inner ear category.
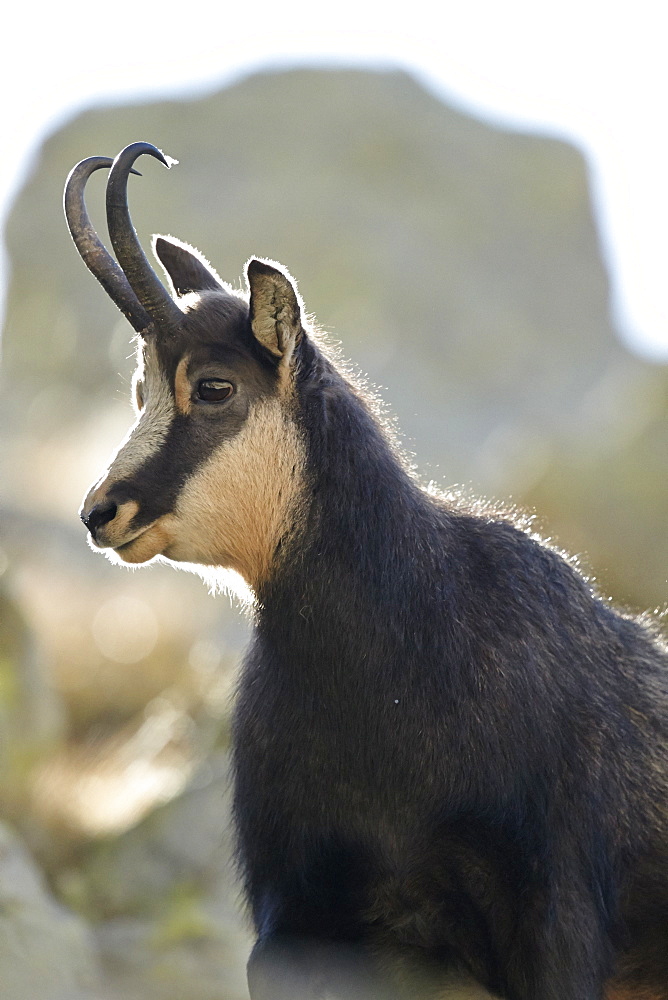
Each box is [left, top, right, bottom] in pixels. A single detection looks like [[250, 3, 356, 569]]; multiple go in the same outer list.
[[246, 258, 303, 360], [153, 235, 224, 297]]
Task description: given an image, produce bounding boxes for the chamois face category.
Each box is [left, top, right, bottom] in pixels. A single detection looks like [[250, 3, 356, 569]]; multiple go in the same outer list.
[[80, 240, 307, 588]]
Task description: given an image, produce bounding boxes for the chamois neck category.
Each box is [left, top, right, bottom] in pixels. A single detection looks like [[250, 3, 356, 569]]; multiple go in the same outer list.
[[257, 347, 442, 627]]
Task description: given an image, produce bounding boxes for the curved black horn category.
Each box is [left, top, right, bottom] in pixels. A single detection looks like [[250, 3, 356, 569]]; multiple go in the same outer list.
[[64, 157, 152, 335], [106, 142, 182, 333]]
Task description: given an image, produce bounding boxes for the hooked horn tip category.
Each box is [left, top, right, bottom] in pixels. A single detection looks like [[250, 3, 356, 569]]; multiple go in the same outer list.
[[142, 144, 178, 170], [111, 142, 177, 175]]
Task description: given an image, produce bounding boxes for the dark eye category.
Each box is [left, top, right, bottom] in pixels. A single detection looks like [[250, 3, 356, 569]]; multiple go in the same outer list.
[[196, 379, 234, 403]]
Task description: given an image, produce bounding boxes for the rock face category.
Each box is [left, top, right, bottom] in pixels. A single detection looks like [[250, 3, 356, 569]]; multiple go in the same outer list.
[[81, 753, 252, 1000], [0, 822, 100, 1000]]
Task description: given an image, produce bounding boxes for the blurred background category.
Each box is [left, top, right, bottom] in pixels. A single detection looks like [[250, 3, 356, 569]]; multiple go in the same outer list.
[[0, 2, 666, 997]]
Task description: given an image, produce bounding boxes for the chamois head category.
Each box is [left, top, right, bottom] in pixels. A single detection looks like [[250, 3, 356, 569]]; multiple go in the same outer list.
[[66, 142, 307, 589]]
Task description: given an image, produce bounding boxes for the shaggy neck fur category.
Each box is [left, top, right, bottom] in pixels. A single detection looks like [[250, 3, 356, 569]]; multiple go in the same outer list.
[[255, 339, 456, 714]]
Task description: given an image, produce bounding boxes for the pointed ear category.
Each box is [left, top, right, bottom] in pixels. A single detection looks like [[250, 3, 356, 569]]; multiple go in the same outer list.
[[246, 258, 303, 359], [153, 236, 224, 297]]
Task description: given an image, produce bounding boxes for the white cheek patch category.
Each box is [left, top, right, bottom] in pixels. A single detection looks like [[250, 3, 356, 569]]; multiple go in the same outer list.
[[107, 347, 174, 482]]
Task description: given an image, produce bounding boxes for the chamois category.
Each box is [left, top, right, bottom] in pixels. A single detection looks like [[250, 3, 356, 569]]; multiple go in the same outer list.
[[66, 142, 668, 1000]]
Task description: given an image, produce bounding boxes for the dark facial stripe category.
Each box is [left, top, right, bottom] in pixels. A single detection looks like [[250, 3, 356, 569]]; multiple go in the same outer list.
[[103, 292, 282, 534], [106, 405, 247, 532]]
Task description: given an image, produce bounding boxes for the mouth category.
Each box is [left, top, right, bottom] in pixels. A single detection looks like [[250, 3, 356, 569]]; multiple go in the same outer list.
[[119, 523, 171, 564], [94, 521, 172, 565], [114, 531, 150, 556]]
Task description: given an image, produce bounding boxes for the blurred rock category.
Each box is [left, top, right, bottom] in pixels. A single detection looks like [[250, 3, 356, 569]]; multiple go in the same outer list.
[[0, 821, 101, 1000], [76, 752, 239, 915], [94, 909, 249, 1000], [71, 752, 251, 999], [0, 581, 63, 747], [0, 579, 66, 847]]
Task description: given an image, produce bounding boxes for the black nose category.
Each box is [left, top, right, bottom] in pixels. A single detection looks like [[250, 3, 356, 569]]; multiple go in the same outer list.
[[82, 501, 118, 538]]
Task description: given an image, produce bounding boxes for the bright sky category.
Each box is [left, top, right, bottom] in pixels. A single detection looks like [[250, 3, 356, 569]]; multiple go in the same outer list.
[[2, 0, 668, 360]]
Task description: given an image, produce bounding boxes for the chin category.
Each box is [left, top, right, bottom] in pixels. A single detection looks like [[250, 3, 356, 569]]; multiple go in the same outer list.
[[107, 522, 174, 565]]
